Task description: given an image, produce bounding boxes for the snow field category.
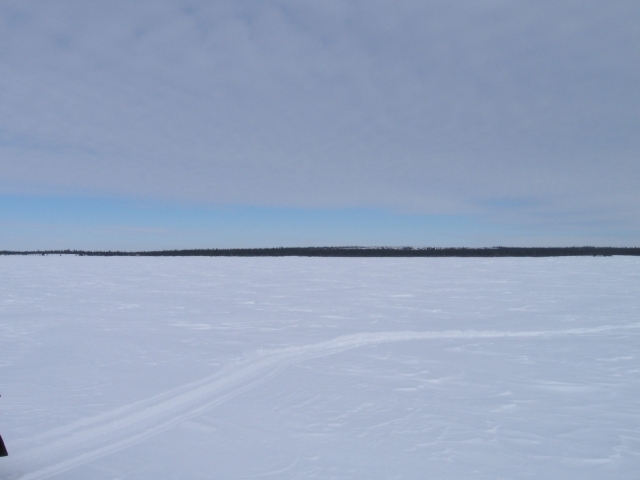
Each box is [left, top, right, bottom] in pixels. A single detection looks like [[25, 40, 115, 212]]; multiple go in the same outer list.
[[0, 256, 639, 479]]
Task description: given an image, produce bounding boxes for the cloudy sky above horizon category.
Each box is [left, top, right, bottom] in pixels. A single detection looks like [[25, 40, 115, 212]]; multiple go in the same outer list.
[[1, 0, 639, 249]]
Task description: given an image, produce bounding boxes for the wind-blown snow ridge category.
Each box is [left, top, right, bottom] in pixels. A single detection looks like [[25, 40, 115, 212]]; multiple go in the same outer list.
[[7, 323, 640, 480]]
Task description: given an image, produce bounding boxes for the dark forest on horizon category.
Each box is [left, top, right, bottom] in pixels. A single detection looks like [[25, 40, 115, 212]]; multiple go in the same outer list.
[[1, 247, 639, 257]]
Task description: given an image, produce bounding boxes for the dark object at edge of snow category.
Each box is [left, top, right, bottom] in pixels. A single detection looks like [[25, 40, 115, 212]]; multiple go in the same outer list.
[[0, 434, 7, 457]]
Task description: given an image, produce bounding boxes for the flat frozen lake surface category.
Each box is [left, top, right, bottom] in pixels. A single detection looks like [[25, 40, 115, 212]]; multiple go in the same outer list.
[[0, 256, 639, 479]]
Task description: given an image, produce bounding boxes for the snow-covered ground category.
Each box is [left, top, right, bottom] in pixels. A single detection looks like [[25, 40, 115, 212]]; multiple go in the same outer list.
[[0, 256, 639, 479]]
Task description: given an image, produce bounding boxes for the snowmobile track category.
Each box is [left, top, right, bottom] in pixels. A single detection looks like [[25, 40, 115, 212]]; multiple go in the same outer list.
[[4, 323, 640, 480]]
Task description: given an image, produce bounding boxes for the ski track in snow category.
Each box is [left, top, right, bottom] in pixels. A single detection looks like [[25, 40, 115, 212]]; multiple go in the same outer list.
[[5, 323, 640, 480]]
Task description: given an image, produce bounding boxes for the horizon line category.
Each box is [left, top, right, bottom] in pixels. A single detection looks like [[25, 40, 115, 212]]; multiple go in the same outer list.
[[2, 246, 640, 257]]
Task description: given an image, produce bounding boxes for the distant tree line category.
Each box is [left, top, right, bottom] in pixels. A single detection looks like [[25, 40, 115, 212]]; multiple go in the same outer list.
[[1, 247, 639, 257]]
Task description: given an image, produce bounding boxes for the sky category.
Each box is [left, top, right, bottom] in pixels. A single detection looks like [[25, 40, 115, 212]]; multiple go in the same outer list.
[[1, 0, 639, 250]]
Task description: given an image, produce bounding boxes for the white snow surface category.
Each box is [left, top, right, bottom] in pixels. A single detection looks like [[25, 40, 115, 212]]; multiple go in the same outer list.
[[0, 256, 639, 479]]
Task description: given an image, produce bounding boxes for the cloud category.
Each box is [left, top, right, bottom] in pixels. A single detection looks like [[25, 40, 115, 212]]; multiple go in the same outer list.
[[0, 0, 638, 235]]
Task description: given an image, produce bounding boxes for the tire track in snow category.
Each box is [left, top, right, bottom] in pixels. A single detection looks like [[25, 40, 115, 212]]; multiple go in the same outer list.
[[5, 323, 640, 480]]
